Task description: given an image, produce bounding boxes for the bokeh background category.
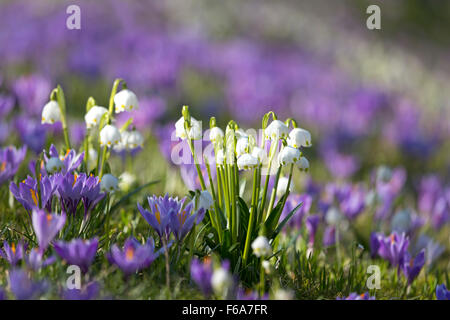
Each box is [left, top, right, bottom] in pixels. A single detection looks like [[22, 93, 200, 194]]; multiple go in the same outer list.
[[1, 0, 449, 190]]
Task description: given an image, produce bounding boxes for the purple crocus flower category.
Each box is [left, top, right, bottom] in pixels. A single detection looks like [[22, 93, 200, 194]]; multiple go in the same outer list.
[[436, 284, 450, 300], [44, 144, 84, 175], [305, 215, 320, 246], [170, 202, 205, 241], [0, 145, 27, 186], [339, 186, 366, 220], [8, 269, 48, 300], [190, 257, 213, 297], [80, 174, 105, 216], [0, 93, 15, 117], [0, 241, 27, 265], [401, 249, 425, 285], [337, 292, 375, 300], [376, 232, 410, 267], [25, 249, 56, 270], [54, 238, 98, 273], [12, 74, 51, 115], [10, 175, 57, 213], [369, 232, 381, 259], [31, 209, 66, 252], [14, 116, 47, 154], [280, 194, 312, 229], [323, 226, 336, 247], [137, 193, 184, 240], [108, 237, 161, 276], [63, 281, 100, 300], [56, 172, 84, 215]]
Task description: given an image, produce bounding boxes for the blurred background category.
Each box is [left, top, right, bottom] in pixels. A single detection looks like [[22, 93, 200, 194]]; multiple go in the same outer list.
[[1, 0, 449, 189]]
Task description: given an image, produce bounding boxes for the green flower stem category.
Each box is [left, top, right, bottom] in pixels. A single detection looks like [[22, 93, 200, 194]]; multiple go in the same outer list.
[[54, 86, 71, 150], [278, 164, 294, 215], [259, 260, 265, 296], [259, 140, 277, 222], [242, 167, 259, 265], [229, 164, 237, 242], [99, 146, 108, 178], [267, 166, 282, 216], [205, 160, 222, 242], [187, 138, 207, 191]]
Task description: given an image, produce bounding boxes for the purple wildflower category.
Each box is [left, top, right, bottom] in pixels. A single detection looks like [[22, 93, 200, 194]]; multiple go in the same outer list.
[[323, 226, 336, 247], [0, 146, 27, 186], [0, 241, 27, 265], [305, 215, 320, 246], [8, 269, 48, 300], [376, 232, 410, 267], [190, 257, 213, 297], [108, 237, 161, 276], [31, 209, 66, 252], [25, 249, 56, 270], [337, 292, 375, 300], [54, 238, 98, 273], [44, 144, 84, 175], [63, 281, 100, 300], [401, 249, 425, 285], [436, 284, 450, 300]]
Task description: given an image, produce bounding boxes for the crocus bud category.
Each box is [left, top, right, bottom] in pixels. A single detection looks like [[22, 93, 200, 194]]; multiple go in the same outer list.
[[84, 106, 108, 129], [251, 236, 272, 257], [211, 267, 232, 297], [278, 146, 301, 166], [126, 129, 144, 149], [100, 125, 121, 148], [209, 127, 224, 144], [237, 154, 258, 171], [265, 120, 289, 141], [236, 137, 249, 157], [114, 89, 139, 113], [41, 101, 61, 124], [287, 128, 312, 148], [46, 157, 64, 174], [296, 156, 309, 172], [100, 174, 119, 192], [175, 116, 202, 140]]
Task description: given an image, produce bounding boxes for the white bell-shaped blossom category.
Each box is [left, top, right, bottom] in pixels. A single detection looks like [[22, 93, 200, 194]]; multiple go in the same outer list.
[[237, 153, 259, 171], [100, 124, 121, 148], [296, 156, 310, 172], [41, 101, 61, 124], [194, 190, 214, 211], [265, 120, 289, 141], [287, 128, 312, 148], [100, 173, 119, 192], [114, 89, 139, 113], [251, 236, 272, 257], [276, 176, 291, 198], [251, 146, 267, 164], [85, 106, 108, 129], [278, 146, 301, 166], [211, 267, 233, 297], [236, 137, 249, 157], [209, 127, 224, 144], [125, 129, 144, 149], [118, 172, 136, 192], [175, 116, 202, 140], [46, 157, 64, 174]]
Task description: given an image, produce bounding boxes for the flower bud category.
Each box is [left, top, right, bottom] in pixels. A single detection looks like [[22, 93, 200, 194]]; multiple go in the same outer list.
[[287, 128, 312, 148], [41, 101, 61, 124], [296, 156, 309, 172], [114, 89, 139, 113], [85, 106, 108, 129], [100, 125, 121, 148], [278, 146, 301, 166], [251, 236, 272, 257], [265, 120, 289, 141], [209, 127, 224, 144], [175, 116, 202, 140], [100, 173, 119, 192]]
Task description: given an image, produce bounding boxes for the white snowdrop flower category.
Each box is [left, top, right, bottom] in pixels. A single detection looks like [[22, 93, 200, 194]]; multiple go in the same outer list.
[[296, 156, 310, 172], [262, 260, 272, 274], [87, 148, 98, 172], [126, 129, 144, 149], [265, 120, 289, 141], [236, 137, 249, 157], [276, 176, 291, 198], [175, 116, 202, 140], [100, 124, 121, 148], [118, 172, 136, 192], [194, 190, 214, 211], [216, 149, 225, 165], [235, 128, 249, 139], [113, 131, 130, 153], [114, 89, 139, 113], [84, 106, 108, 129], [325, 207, 342, 226], [209, 127, 224, 144], [251, 146, 267, 164], [251, 236, 272, 257], [287, 128, 312, 148], [237, 153, 259, 171], [100, 173, 119, 192], [41, 101, 61, 124], [278, 146, 301, 166], [274, 289, 294, 300], [211, 267, 233, 297], [46, 157, 64, 174]]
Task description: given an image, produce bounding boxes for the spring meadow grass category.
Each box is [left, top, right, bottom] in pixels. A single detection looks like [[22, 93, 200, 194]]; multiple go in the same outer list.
[[0, 1, 449, 301]]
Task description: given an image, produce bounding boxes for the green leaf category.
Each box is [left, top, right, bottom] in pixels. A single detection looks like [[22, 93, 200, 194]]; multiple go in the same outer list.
[[110, 180, 160, 214], [271, 202, 303, 240]]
